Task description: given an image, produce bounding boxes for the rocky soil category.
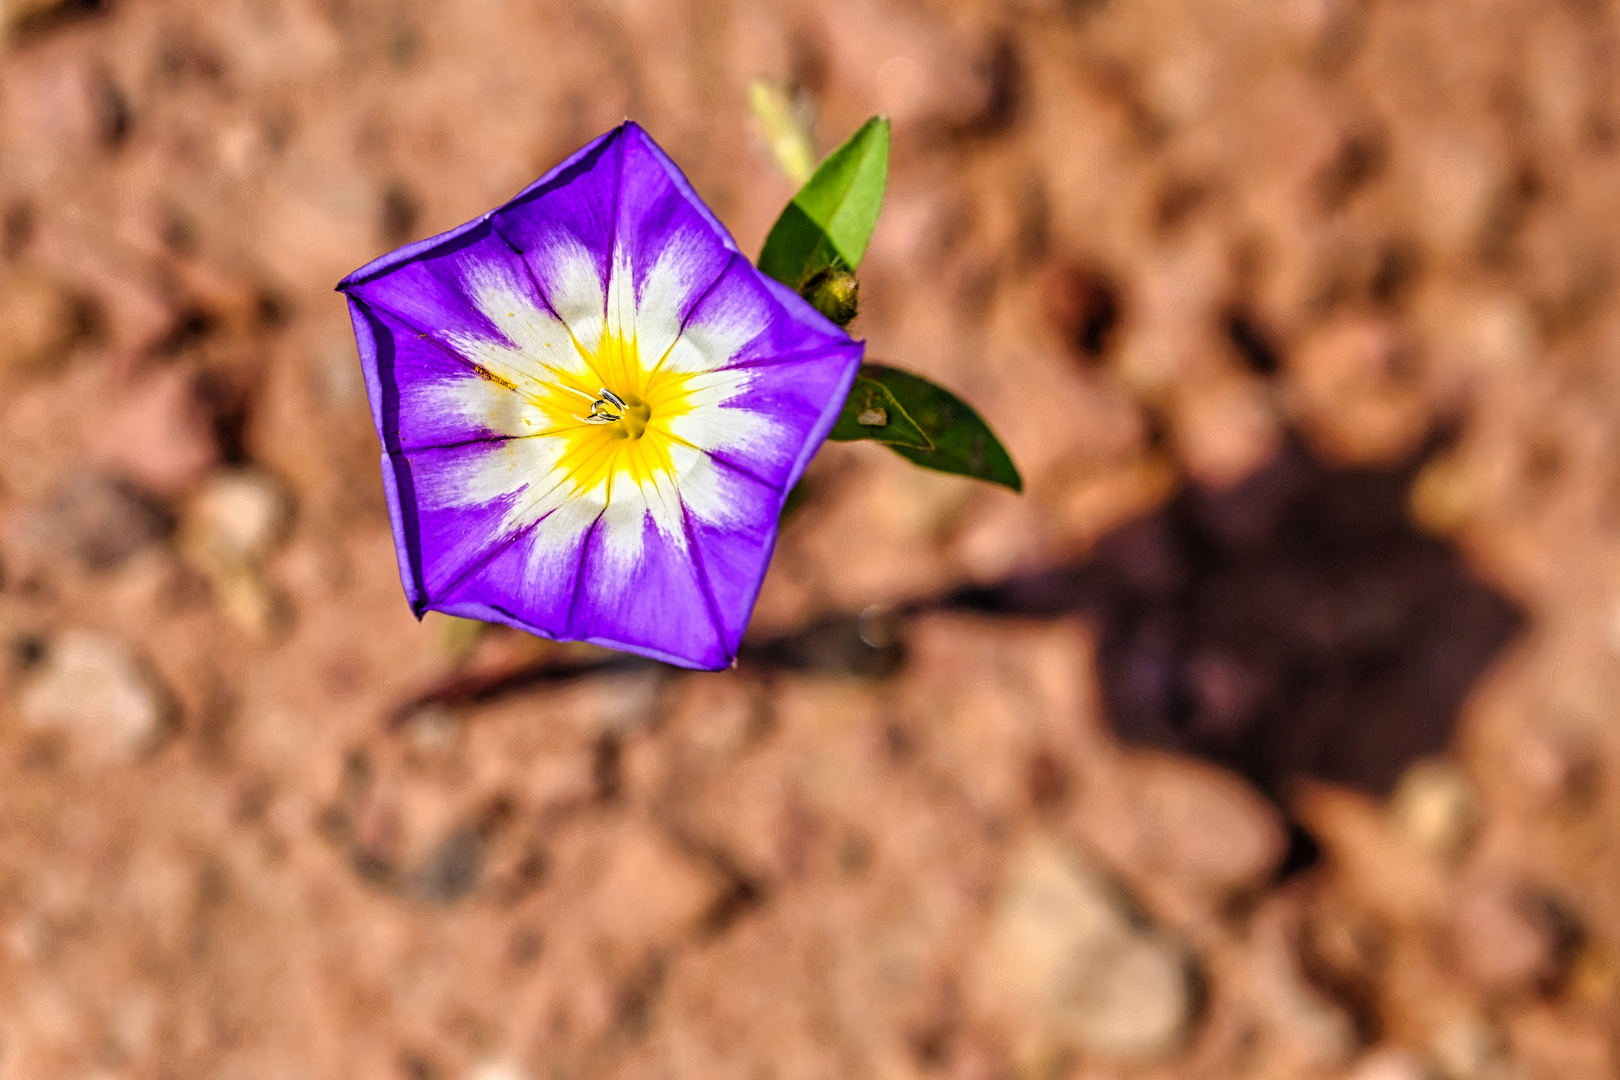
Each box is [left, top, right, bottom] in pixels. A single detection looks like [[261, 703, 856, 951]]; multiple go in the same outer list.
[[3, 0, 1620, 1077]]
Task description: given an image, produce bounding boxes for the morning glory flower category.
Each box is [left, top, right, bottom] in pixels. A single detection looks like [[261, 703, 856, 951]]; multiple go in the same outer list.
[[338, 123, 863, 670]]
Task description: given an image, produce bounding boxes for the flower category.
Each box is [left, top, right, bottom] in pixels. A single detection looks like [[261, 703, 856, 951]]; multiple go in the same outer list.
[[338, 123, 863, 670]]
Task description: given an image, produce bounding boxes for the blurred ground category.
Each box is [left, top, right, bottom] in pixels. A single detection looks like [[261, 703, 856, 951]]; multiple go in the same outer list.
[[3, 0, 1620, 1076]]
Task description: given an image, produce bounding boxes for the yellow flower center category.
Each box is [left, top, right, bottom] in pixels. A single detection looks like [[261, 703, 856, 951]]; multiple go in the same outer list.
[[527, 327, 699, 495]]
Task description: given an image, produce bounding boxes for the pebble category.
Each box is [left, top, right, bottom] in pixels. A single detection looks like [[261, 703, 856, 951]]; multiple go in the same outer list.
[[1148, 36, 1216, 125], [1240, 900, 1357, 1069], [1389, 760, 1477, 863], [1172, 375, 1281, 489], [0, 272, 82, 376], [87, 365, 219, 495], [41, 470, 172, 572], [1429, 1014, 1505, 1080], [1297, 781, 1447, 922], [19, 630, 171, 760], [209, 565, 291, 641], [179, 469, 293, 638], [469, 1061, 530, 1080], [1409, 452, 1475, 536], [991, 835, 1194, 1063], [1525, 19, 1589, 148], [1413, 129, 1505, 256], [1454, 293, 1536, 371], [1509, 730, 1600, 815], [0, 57, 105, 174], [1290, 316, 1428, 464], [992, 837, 1136, 997], [1347, 1047, 1431, 1080], [1451, 881, 1565, 994], [182, 468, 291, 566], [402, 824, 485, 907], [1415, 284, 1537, 386], [401, 704, 457, 753], [1123, 752, 1287, 894], [1060, 935, 1192, 1062]]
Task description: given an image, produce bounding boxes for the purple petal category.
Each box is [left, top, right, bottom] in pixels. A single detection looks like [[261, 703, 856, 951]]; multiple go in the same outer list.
[[571, 514, 730, 669], [345, 296, 523, 452], [677, 463, 785, 657]]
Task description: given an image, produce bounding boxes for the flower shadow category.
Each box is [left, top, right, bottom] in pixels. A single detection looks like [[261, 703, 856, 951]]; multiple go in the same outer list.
[[950, 432, 1524, 804]]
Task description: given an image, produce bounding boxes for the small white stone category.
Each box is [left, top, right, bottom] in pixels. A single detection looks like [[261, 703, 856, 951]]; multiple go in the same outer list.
[[1059, 933, 1192, 1063], [183, 468, 291, 565], [209, 563, 291, 640], [403, 705, 456, 753], [20, 630, 169, 759], [1389, 759, 1476, 861], [991, 836, 1193, 1064], [992, 837, 1131, 999], [1430, 1014, 1504, 1080], [1458, 294, 1535, 370], [180, 469, 295, 638], [1348, 1047, 1430, 1080], [470, 1061, 530, 1080]]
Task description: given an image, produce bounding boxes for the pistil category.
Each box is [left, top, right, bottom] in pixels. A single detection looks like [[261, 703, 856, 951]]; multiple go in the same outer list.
[[561, 384, 652, 440]]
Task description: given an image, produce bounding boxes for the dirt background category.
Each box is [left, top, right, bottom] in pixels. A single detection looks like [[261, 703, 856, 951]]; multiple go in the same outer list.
[[4, 0, 1620, 1076]]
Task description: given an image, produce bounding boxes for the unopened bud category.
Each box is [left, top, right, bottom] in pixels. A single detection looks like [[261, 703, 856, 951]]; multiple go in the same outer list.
[[803, 266, 859, 327]]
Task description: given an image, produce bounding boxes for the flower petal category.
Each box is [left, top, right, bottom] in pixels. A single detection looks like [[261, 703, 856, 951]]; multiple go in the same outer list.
[[431, 492, 603, 639], [345, 297, 550, 452], [669, 446, 788, 655], [572, 513, 729, 669], [668, 345, 863, 492]]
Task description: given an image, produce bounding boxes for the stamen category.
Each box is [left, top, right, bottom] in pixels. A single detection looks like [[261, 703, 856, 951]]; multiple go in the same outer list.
[[577, 386, 628, 425]]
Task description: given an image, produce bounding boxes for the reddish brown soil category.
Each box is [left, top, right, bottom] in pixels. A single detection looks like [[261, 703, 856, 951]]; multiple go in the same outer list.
[[3, 0, 1620, 1077]]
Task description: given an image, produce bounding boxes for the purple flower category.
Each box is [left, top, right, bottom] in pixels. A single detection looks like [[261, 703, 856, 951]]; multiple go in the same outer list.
[[338, 123, 863, 670]]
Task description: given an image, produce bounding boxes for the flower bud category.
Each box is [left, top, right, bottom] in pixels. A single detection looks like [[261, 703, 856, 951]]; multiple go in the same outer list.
[[803, 266, 859, 327]]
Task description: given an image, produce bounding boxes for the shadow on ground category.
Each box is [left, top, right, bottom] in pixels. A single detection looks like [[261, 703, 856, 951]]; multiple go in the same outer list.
[[951, 435, 1525, 803]]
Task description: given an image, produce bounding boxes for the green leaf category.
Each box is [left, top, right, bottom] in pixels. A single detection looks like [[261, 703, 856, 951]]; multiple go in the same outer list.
[[758, 115, 890, 289], [827, 376, 933, 449], [856, 363, 1023, 492]]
